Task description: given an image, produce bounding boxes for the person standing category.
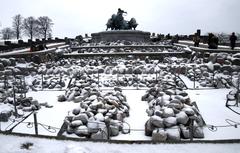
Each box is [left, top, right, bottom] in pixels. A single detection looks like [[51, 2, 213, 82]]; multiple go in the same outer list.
[[208, 33, 218, 49], [229, 32, 237, 50], [193, 33, 200, 47]]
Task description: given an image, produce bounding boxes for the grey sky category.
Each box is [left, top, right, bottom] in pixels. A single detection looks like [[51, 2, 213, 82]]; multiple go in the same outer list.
[[0, 0, 239, 38]]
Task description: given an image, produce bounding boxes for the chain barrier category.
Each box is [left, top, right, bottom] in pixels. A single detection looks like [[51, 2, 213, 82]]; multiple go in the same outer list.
[[2, 113, 240, 139]]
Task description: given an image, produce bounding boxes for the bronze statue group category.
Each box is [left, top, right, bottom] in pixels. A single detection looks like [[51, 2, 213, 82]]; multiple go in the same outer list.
[[107, 9, 238, 50], [106, 8, 138, 30]]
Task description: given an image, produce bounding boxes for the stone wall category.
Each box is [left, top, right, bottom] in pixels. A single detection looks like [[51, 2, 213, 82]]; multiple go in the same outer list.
[[0, 38, 67, 52], [91, 30, 151, 42]]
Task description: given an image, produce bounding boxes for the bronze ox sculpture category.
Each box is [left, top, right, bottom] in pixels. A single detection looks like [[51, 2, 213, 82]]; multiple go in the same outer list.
[[106, 8, 138, 30]]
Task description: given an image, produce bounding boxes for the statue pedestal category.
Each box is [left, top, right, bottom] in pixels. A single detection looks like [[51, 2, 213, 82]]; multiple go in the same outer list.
[[91, 30, 151, 42]]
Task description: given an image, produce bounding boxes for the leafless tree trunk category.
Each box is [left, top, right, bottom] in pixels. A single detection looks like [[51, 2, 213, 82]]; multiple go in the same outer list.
[[12, 14, 23, 39], [1, 27, 14, 40], [23, 16, 38, 40], [237, 33, 240, 40], [216, 32, 229, 44], [37, 16, 53, 39]]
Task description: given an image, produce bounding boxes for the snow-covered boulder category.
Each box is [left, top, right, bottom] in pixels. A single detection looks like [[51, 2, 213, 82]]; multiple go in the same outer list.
[[72, 108, 81, 115], [72, 113, 89, 124], [91, 130, 108, 140], [58, 95, 67, 102], [75, 125, 89, 136], [152, 128, 167, 141], [0, 63, 4, 71], [176, 111, 189, 125], [66, 126, 75, 134], [193, 122, 204, 138], [164, 117, 177, 127], [70, 120, 83, 128], [0, 103, 13, 122], [166, 126, 181, 141], [95, 113, 105, 122], [162, 108, 175, 118], [150, 115, 164, 128], [145, 120, 155, 136], [179, 124, 190, 139], [87, 118, 103, 134], [205, 62, 214, 72], [154, 110, 163, 117], [109, 124, 119, 136], [183, 107, 195, 116]]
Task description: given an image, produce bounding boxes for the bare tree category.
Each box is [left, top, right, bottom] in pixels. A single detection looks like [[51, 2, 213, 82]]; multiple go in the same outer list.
[[215, 32, 229, 44], [237, 33, 240, 40], [23, 16, 38, 40], [1, 27, 14, 40], [36, 16, 53, 39], [12, 14, 23, 39]]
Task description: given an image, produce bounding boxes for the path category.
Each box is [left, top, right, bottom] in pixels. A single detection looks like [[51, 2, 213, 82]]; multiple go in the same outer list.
[[179, 74, 201, 89], [113, 90, 151, 140], [0, 42, 66, 57]]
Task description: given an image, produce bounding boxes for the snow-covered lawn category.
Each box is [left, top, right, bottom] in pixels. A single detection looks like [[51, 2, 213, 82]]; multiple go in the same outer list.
[[187, 89, 240, 140], [1, 91, 79, 136], [2, 87, 240, 141], [0, 134, 239, 153]]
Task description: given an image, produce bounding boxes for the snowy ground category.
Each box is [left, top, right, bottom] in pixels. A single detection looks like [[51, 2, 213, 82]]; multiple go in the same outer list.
[[0, 42, 66, 56], [0, 134, 239, 153], [112, 90, 151, 140], [1, 44, 240, 152], [178, 40, 240, 50], [1, 91, 79, 136], [1, 55, 240, 140], [187, 89, 240, 140], [1, 87, 240, 141]]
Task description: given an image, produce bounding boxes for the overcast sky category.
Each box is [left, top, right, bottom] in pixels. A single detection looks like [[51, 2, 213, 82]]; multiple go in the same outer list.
[[0, 0, 239, 38]]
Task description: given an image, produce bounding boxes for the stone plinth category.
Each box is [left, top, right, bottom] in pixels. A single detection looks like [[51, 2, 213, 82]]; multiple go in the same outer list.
[[91, 30, 151, 42]]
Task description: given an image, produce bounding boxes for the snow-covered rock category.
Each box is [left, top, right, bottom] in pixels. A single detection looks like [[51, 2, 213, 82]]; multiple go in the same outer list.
[[163, 117, 177, 127], [91, 130, 108, 140], [150, 115, 164, 128], [75, 125, 89, 136], [183, 107, 195, 116], [176, 111, 189, 125], [70, 120, 83, 128], [72, 113, 89, 124], [166, 126, 181, 141], [109, 124, 119, 136], [145, 120, 155, 136], [0, 103, 13, 122], [162, 108, 175, 118], [152, 128, 167, 141], [179, 124, 190, 139]]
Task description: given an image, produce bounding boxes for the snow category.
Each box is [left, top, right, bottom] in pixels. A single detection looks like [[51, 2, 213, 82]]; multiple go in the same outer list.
[[112, 90, 151, 140], [187, 89, 240, 140], [1, 44, 240, 152], [0, 42, 66, 57], [1, 85, 240, 141], [0, 48, 29, 56], [0, 103, 14, 113], [0, 134, 239, 153], [178, 40, 240, 50], [179, 75, 201, 89], [2, 91, 79, 135]]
